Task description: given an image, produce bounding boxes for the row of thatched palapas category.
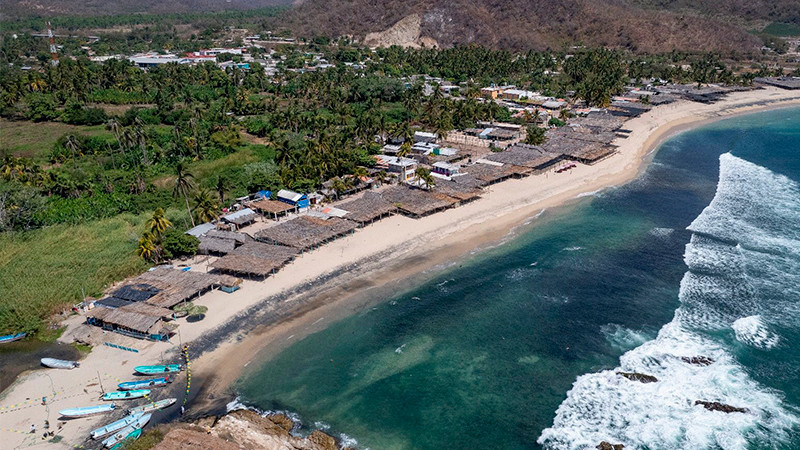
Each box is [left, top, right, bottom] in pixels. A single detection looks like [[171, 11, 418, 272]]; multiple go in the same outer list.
[[198, 110, 635, 280], [84, 111, 633, 338]]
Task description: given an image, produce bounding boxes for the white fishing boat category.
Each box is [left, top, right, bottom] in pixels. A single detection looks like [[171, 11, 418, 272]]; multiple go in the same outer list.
[[58, 403, 116, 417], [126, 397, 176, 415], [90, 413, 143, 439], [101, 414, 150, 448], [41, 358, 79, 369]]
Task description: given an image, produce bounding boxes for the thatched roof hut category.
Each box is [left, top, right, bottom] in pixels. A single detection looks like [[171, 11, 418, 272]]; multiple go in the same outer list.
[[337, 191, 397, 226], [485, 144, 566, 173], [205, 230, 251, 244], [210, 241, 298, 278], [88, 306, 169, 335], [247, 198, 297, 219], [463, 162, 530, 185], [434, 177, 483, 202], [255, 216, 358, 251], [198, 236, 237, 255], [542, 135, 616, 164], [129, 268, 223, 309], [379, 185, 459, 218]]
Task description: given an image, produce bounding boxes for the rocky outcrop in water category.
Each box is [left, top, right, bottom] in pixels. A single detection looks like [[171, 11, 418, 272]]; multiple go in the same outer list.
[[694, 400, 748, 413], [681, 356, 715, 366], [617, 372, 658, 383], [154, 409, 339, 450], [597, 442, 625, 450]]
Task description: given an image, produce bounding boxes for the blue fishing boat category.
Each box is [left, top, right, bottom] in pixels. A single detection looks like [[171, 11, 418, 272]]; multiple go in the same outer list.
[[102, 414, 150, 448], [118, 376, 171, 390], [126, 398, 176, 415], [0, 332, 26, 344], [133, 364, 181, 375], [102, 389, 150, 401], [90, 413, 143, 439], [59, 403, 116, 417], [109, 428, 141, 450]]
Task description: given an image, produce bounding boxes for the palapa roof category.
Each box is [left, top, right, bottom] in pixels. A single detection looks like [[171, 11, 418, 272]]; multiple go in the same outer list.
[[247, 198, 296, 214], [198, 236, 237, 255], [463, 163, 530, 185], [205, 230, 252, 244], [485, 144, 564, 169], [337, 191, 397, 224], [542, 135, 617, 163], [434, 178, 483, 201], [255, 216, 358, 250], [210, 242, 297, 277], [88, 307, 166, 334], [115, 268, 223, 309], [379, 185, 459, 217]]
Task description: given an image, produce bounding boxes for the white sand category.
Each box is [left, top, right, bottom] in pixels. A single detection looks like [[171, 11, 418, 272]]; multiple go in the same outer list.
[[2, 86, 800, 448]]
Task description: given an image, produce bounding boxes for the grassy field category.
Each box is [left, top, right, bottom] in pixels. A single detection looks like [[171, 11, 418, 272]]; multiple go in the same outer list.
[[1, 119, 114, 160], [763, 22, 800, 37], [0, 212, 154, 335]]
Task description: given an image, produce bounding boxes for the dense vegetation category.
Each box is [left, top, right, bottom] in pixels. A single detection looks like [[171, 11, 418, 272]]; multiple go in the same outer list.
[[0, 15, 780, 335]]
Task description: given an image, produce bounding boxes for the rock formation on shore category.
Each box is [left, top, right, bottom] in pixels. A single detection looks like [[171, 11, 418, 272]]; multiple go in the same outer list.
[[616, 371, 658, 383], [681, 356, 715, 366], [694, 400, 748, 414], [153, 409, 340, 450], [597, 442, 625, 450]]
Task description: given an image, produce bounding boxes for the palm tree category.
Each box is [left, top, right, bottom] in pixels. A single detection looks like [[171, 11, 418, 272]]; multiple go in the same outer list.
[[192, 189, 220, 224], [330, 177, 347, 199], [146, 207, 172, 238], [136, 232, 159, 263], [173, 163, 196, 227], [215, 176, 228, 204], [64, 135, 80, 168], [375, 170, 388, 186], [353, 166, 369, 184], [415, 167, 436, 190]]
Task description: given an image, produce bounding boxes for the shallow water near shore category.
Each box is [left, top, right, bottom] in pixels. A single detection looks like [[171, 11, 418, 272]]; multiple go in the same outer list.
[[236, 107, 800, 449]]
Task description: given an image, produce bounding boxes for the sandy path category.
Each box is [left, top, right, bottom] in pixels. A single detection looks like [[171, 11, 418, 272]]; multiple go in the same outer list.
[[2, 86, 800, 448]]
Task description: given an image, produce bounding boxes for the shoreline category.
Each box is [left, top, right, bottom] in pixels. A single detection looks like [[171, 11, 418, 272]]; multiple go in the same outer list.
[[190, 87, 800, 408], [2, 86, 800, 448]]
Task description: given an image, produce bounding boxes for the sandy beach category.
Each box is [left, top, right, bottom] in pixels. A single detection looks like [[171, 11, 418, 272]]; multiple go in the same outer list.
[[3, 86, 800, 449]]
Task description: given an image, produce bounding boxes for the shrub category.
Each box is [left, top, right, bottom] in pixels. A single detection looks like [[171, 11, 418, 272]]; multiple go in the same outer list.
[[161, 228, 199, 260]]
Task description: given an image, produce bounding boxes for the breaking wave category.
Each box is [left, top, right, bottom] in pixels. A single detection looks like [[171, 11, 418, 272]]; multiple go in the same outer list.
[[539, 154, 800, 449]]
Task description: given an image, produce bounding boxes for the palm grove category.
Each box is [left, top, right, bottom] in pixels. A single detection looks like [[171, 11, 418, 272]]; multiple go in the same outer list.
[[0, 37, 758, 333]]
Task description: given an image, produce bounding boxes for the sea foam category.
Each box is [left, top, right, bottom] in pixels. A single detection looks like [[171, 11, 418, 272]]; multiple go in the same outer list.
[[539, 154, 800, 449]]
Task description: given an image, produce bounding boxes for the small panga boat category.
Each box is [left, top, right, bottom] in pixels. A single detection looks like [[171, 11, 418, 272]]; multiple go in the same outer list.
[[126, 398, 176, 415], [102, 389, 150, 401], [134, 364, 181, 375], [109, 428, 142, 450], [90, 413, 143, 439], [101, 414, 150, 448], [0, 332, 26, 344], [118, 376, 171, 390], [41, 358, 80, 369], [59, 403, 116, 417]]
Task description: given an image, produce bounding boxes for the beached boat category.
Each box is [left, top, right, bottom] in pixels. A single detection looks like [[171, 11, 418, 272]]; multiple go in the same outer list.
[[126, 398, 176, 415], [0, 332, 26, 344], [59, 403, 116, 417], [41, 358, 79, 369], [90, 413, 143, 439], [133, 364, 181, 375], [102, 389, 150, 401], [118, 376, 171, 391], [109, 428, 141, 450], [101, 414, 150, 448]]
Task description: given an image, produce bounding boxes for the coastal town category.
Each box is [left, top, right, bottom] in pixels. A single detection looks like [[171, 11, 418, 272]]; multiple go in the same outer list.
[[4, 11, 800, 450]]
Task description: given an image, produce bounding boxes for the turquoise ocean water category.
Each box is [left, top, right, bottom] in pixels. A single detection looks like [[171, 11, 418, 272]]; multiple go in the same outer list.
[[236, 107, 800, 449]]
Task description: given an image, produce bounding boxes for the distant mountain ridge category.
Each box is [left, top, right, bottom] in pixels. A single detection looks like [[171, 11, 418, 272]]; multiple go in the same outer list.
[[5, 0, 799, 53], [286, 0, 781, 53]]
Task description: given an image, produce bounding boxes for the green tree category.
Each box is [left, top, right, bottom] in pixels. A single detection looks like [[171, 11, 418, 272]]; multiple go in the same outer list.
[[415, 167, 436, 190], [563, 48, 625, 107], [525, 125, 547, 145], [192, 189, 219, 224]]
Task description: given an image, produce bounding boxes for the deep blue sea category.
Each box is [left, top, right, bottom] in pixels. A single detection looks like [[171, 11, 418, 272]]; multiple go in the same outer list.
[[236, 107, 800, 449]]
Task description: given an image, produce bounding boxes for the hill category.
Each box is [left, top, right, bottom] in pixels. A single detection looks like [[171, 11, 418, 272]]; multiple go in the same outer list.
[[286, 0, 777, 53], [1, 0, 291, 19]]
